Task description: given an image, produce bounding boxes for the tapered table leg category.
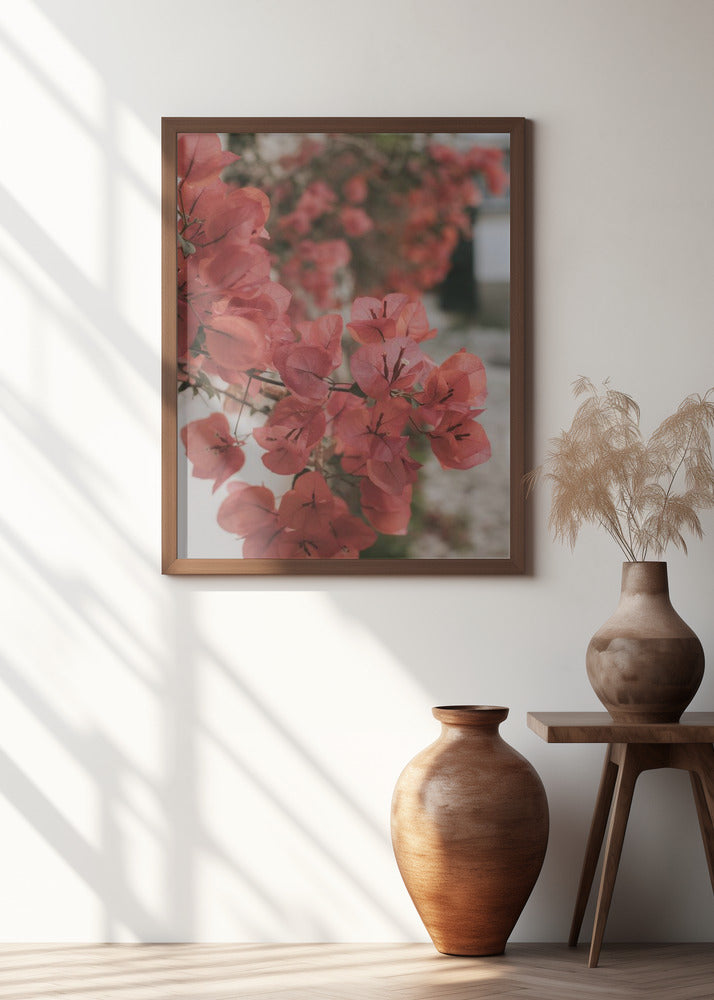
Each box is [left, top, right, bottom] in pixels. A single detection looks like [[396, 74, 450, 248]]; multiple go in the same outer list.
[[687, 744, 714, 895], [588, 744, 640, 968], [690, 772, 714, 893], [691, 744, 714, 815], [569, 745, 618, 947]]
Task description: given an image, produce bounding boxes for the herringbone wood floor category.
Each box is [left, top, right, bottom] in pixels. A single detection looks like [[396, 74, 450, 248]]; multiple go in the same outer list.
[[0, 943, 713, 1000]]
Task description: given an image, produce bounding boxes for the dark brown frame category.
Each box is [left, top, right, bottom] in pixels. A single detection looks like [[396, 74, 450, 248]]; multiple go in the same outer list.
[[162, 117, 527, 575]]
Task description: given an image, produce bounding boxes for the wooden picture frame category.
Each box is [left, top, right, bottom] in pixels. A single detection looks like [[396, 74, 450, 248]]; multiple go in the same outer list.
[[162, 117, 526, 575]]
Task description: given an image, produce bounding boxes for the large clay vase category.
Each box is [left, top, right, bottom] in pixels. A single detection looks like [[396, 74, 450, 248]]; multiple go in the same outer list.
[[390, 706, 549, 956], [586, 561, 704, 723]]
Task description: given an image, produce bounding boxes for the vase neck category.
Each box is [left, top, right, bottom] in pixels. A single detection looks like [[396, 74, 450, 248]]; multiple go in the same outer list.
[[620, 561, 669, 597], [433, 706, 508, 726], [432, 706, 508, 738]]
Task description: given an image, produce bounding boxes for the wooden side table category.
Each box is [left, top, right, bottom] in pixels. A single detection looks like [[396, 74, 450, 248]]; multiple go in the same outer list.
[[527, 711, 714, 968]]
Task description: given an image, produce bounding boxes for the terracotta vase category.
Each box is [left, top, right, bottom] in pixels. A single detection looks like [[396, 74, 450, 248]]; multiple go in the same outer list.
[[390, 706, 549, 956], [586, 561, 704, 723]]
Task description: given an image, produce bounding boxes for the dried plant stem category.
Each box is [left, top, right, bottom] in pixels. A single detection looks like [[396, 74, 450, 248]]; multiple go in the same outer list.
[[663, 426, 694, 503], [598, 514, 637, 562]]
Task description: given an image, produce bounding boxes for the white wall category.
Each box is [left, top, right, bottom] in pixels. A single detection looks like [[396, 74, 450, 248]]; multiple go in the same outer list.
[[1, 0, 714, 943]]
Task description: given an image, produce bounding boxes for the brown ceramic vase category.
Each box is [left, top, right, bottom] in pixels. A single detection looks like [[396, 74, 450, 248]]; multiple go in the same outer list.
[[586, 562, 704, 723], [390, 706, 549, 956]]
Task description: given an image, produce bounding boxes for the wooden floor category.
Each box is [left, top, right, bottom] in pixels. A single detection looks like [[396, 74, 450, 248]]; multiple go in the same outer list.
[[0, 943, 713, 1000]]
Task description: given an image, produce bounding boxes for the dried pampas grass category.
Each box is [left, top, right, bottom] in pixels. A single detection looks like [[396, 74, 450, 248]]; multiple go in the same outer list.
[[527, 378, 714, 560]]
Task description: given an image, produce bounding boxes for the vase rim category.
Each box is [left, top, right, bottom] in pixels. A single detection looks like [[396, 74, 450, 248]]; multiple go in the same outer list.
[[432, 705, 509, 726], [622, 560, 667, 564]]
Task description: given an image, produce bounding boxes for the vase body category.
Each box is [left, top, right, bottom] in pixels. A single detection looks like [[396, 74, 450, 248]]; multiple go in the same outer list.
[[586, 562, 704, 723], [390, 706, 549, 956]]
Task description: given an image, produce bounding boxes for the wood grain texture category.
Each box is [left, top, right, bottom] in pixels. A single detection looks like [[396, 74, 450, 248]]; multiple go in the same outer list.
[[507, 118, 526, 574], [1, 943, 713, 999], [690, 771, 714, 893], [588, 745, 640, 968], [162, 556, 526, 576], [569, 746, 618, 947], [162, 116, 527, 135], [551, 735, 714, 968], [161, 119, 179, 574], [391, 707, 548, 956], [527, 712, 714, 744]]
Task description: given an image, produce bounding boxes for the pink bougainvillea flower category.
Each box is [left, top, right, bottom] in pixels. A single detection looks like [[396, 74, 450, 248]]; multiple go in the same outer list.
[[278, 209, 311, 238], [330, 513, 377, 557], [253, 397, 326, 475], [221, 374, 264, 413], [279, 181, 338, 236], [296, 181, 337, 220], [216, 285, 292, 360], [177, 133, 239, 187], [282, 239, 351, 312], [275, 472, 376, 559], [277, 509, 376, 559], [275, 345, 333, 403], [438, 350, 487, 406], [350, 337, 432, 399], [217, 482, 277, 537], [203, 312, 267, 381], [276, 533, 338, 559], [277, 482, 343, 559], [198, 245, 272, 300], [347, 294, 436, 345], [271, 314, 343, 403], [277, 471, 337, 536], [426, 142, 460, 167], [417, 349, 487, 426], [325, 391, 364, 455], [366, 441, 420, 496], [251, 280, 292, 323], [337, 397, 411, 460], [337, 397, 419, 494], [217, 482, 286, 557], [360, 479, 413, 535], [209, 302, 279, 352], [338, 206, 374, 238], [394, 299, 437, 343], [178, 182, 268, 271], [429, 410, 491, 470], [203, 186, 271, 246], [180, 413, 245, 492], [295, 314, 344, 369], [303, 238, 350, 271], [347, 293, 410, 344], [342, 174, 368, 204], [463, 146, 509, 195], [239, 524, 287, 557]]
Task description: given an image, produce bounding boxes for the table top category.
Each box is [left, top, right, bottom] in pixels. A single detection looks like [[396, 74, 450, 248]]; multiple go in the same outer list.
[[527, 712, 714, 744]]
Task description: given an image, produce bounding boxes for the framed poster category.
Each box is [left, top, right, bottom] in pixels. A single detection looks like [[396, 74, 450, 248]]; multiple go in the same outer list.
[[162, 118, 526, 574]]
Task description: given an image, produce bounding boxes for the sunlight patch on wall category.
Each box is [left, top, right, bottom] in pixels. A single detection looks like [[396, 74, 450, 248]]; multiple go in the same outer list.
[[113, 106, 160, 340], [115, 105, 160, 197], [190, 590, 429, 939], [0, 3, 103, 125], [0, 38, 104, 284]]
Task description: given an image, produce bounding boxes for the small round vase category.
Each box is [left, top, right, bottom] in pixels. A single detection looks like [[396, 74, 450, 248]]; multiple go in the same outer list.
[[390, 706, 549, 956], [586, 562, 704, 723]]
